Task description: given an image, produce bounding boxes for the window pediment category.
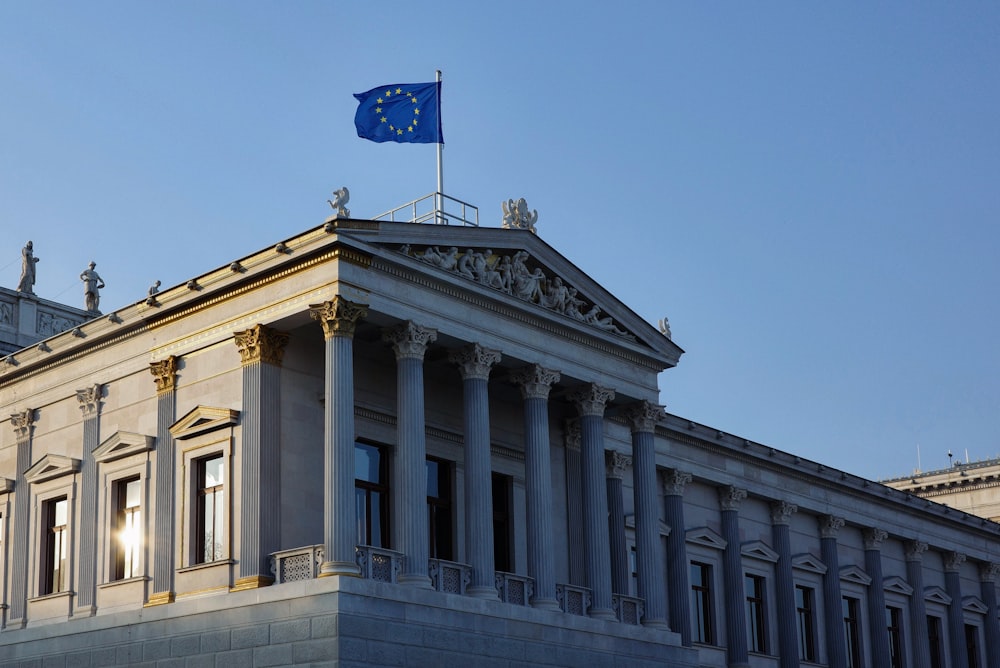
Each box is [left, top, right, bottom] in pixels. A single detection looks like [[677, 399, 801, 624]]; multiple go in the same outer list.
[[93, 431, 155, 463], [170, 406, 240, 440], [25, 454, 81, 484], [792, 553, 828, 575], [963, 596, 989, 614], [741, 540, 780, 563], [924, 586, 952, 606], [883, 575, 914, 596], [840, 565, 872, 586], [686, 526, 727, 550]]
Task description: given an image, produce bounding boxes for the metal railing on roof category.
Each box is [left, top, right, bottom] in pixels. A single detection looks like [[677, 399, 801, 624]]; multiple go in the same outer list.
[[374, 192, 479, 226]]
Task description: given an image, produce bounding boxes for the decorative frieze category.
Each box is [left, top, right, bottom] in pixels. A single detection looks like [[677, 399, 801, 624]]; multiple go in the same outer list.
[[233, 324, 289, 366], [863, 527, 888, 551], [76, 384, 102, 417], [10, 408, 34, 441], [819, 515, 846, 539], [382, 321, 437, 360], [569, 383, 615, 417], [718, 485, 747, 511], [625, 401, 666, 433], [449, 344, 501, 381], [149, 356, 178, 394], [769, 500, 798, 525], [605, 450, 631, 479], [309, 296, 368, 339], [509, 365, 560, 400], [661, 469, 692, 496]]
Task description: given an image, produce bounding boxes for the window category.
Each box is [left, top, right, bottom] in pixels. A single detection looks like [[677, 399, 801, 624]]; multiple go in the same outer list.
[[745, 574, 768, 653], [843, 596, 863, 668], [195, 455, 224, 563], [426, 458, 453, 560], [965, 624, 981, 668], [886, 606, 904, 668], [113, 477, 141, 580], [690, 562, 715, 644], [927, 615, 944, 668], [355, 442, 388, 548], [796, 585, 817, 662], [492, 473, 512, 572], [41, 497, 69, 595]]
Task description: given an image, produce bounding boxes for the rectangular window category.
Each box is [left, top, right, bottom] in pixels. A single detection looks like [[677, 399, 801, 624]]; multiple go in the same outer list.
[[886, 606, 904, 668], [41, 497, 69, 595], [690, 562, 715, 644], [927, 615, 944, 668], [114, 477, 141, 580], [195, 455, 224, 563], [965, 624, 981, 668], [843, 596, 863, 668], [426, 458, 453, 560], [745, 574, 768, 653], [355, 442, 388, 548], [796, 585, 817, 661], [492, 473, 512, 572]]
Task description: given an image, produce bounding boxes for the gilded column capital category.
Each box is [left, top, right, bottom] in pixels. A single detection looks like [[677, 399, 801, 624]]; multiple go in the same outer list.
[[509, 364, 561, 400], [944, 551, 966, 573], [76, 384, 103, 417], [863, 527, 888, 551], [449, 344, 502, 381], [564, 418, 581, 450], [10, 408, 35, 441], [718, 485, 747, 511], [770, 500, 798, 525], [625, 400, 666, 433], [569, 383, 616, 417], [819, 514, 846, 539], [605, 450, 632, 479], [149, 356, 178, 394], [661, 469, 692, 496], [382, 321, 437, 360], [979, 562, 1000, 583], [234, 324, 290, 366], [309, 296, 368, 339], [904, 540, 928, 562]]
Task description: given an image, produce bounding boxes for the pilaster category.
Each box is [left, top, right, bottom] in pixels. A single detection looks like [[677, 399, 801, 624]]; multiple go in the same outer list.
[[905, 540, 931, 668], [770, 501, 799, 668], [605, 450, 631, 597], [944, 551, 969, 668], [980, 562, 1000, 668], [719, 486, 749, 668], [862, 528, 891, 668], [819, 515, 847, 668], [148, 356, 177, 606], [662, 468, 693, 645], [75, 384, 103, 615], [8, 408, 35, 625]]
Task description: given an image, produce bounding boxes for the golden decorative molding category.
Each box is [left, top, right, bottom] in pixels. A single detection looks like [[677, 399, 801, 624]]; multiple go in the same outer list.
[[149, 356, 178, 394], [231, 575, 274, 591], [233, 324, 289, 366], [309, 296, 368, 339], [144, 591, 175, 607]]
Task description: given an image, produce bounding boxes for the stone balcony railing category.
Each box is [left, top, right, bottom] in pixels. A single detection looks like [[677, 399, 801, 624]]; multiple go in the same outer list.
[[270, 545, 324, 584], [355, 545, 405, 583], [612, 593, 645, 625], [556, 583, 591, 616], [495, 571, 534, 606], [428, 558, 471, 595]]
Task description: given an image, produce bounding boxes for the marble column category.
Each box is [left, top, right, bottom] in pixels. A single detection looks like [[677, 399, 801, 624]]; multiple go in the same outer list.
[[663, 469, 694, 645], [7, 409, 35, 625], [605, 450, 631, 596], [570, 383, 617, 621], [509, 365, 561, 610], [627, 401, 669, 631], [449, 343, 502, 599], [311, 297, 368, 577], [148, 356, 178, 606], [720, 486, 750, 668], [905, 541, 931, 668], [944, 551, 970, 668], [979, 562, 1000, 668], [770, 501, 799, 668], [233, 324, 289, 589], [819, 515, 847, 668], [383, 321, 437, 587], [863, 528, 891, 668], [75, 385, 103, 614]]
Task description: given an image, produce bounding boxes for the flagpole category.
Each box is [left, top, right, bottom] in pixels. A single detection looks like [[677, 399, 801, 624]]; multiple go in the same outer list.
[[436, 69, 444, 224]]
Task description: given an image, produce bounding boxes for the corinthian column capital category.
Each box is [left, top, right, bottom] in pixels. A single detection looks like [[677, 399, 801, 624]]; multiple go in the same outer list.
[[509, 364, 561, 400], [770, 500, 798, 525], [449, 344, 502, 381], [863, 527, 888, 551], [819, 515, 846, 539], [944, 551, 966, 572], [76, 384, 103, 417], [10, 408, 35, 441], [568, 383, 615, 417], [904, 540, 928, 562], [382, 321, 437, 360], [625, 400, 666, 433], [718, 485, 747, 511], [309, 296, 368, 339], [661, 469, 692, 496], [149, 356, 178, 394], [234, 324, 290, 366], [605, 450, 632, 479]]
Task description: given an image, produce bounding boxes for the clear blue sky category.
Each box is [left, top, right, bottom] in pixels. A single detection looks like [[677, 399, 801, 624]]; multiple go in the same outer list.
[[2, 2, 998, 481]]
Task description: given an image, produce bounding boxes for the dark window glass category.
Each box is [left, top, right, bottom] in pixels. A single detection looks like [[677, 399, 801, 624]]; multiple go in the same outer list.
[[42, 497, 69, 594], [492, 473, 512, 572], [196, 455, 224, 563], [927, 615, 944, 668], [355, 442, 388, 547], [426, 458, 453, 560], [690, 562, 715, 644], [965, 624, 981, 668], [886, 606, 904, 668], [114, 477, 141, 580], [745, 574, 768, 653], [843, 596, 863, 668], [796, 585, 817, 661]]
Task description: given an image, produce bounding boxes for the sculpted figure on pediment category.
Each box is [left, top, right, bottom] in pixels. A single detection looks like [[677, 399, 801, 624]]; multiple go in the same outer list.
[[17, 241, 39, 294]]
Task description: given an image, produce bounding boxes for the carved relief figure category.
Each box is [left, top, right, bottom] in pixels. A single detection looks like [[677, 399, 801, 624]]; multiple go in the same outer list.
[[0, 301, 13, 326], [80, 261, 105, 312], [17, 241, 39, 294]]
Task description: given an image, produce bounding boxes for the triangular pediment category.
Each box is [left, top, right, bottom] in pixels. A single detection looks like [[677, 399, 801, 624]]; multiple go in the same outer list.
[[0, 477, 13, 494], [25, 454, 81, 484], [741, 540, 780, 563], [963, 596, 988, 614], [840, 565, 872, 586], [686, 526, 727, 550], [924, 586, 952, 606], [792, 553, 828, 575], [94, 431, 155, 463], [170, 405, 240, 440], [624, 513, 671, 536], [883, 576, 913, 596]]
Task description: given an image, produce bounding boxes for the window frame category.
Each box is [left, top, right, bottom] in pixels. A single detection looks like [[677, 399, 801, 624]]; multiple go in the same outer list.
[[926, 611, 946, 668], [744, 572, 769, 654], [112, 476, 142, 581], [355, 440, 389, 549], [26, 465, 78, 601], [796, 584, 818, 662], [426, 456, 453, 561], [690, 560, 716, 645], [180, 437, 231, 568], [491, 472, 513, 573], [842, 594, 864, 668], [41, 496, 70, 596]]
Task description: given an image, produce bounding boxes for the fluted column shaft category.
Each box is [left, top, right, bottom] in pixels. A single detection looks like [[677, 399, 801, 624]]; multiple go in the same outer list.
[[384, 321, 436, 587], [76, 385, 102, 613], [863, 528, 891, 668], [606, 455, 628, 596], [664, 470, 693, 645], [905, 542, 931, 668], [8, 410, 34, 624], [628, 402, 669, 630], [311, 298, 367, 576], [573, 384, 616, 621], [234, 325, 288, 588], [720, 486, 749, 668], [511, 365, 560, 610], [149, 357, 178, 605], [820, 516, 847, 668], [451, 344, 501, 599], [944, 552, 970, 668], [980, 563, 1000, 668], [771, 502, 799, 668]]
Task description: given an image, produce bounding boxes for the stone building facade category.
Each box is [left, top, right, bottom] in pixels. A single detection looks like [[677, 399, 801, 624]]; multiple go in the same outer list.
[[885, 460, 1000, 524], [0, 214, 998, 667]]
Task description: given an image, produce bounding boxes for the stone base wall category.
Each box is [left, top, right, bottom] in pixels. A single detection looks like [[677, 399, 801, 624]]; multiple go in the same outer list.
[[0, 576, 699, 668]]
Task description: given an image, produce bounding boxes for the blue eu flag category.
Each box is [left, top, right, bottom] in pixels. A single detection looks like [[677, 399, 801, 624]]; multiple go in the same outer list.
[[354, 82, 443, 144]]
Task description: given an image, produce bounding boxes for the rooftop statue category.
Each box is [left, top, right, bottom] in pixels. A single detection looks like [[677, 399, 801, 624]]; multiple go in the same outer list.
[[17, 241, 39, 295], [80, 261, 105, 313], [501, 198, 538, 234], [327, 187, 351, 219]]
